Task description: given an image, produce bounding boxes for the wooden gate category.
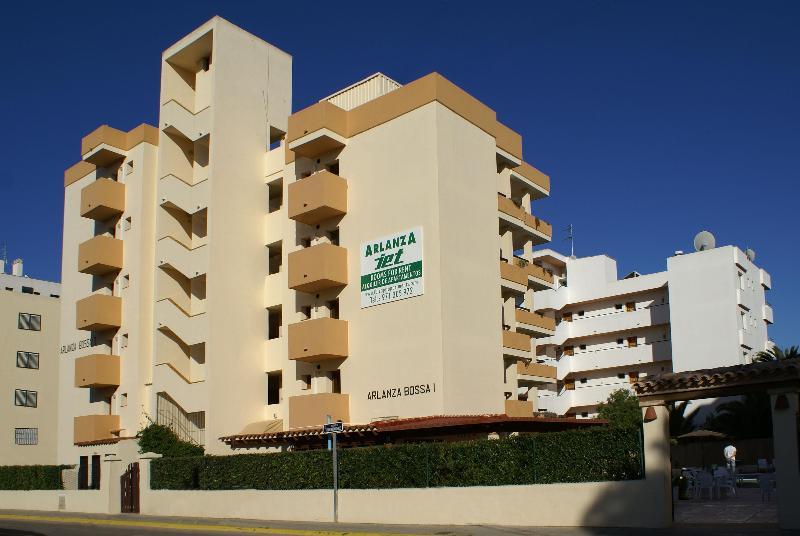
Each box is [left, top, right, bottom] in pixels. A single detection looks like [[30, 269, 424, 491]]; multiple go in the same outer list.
[[120, 462, 140, 513]]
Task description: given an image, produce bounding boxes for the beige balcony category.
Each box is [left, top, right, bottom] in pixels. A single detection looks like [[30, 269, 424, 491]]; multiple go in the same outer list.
[[80, 179, 125, 220], [78, 235, 123, 275], [288, 393, 349, 430], [288, 171, 347, 225], [74, 354, 120, 388], [517, 361, 557, 380], [287, 101, 348, 159], [500, 261, 528, 290], [511, 162, 550, 199], [288, 243, 348, 293], [74, 414, 120, 444], [81, 125, 128, 167], [288, 317, 348, 362], [503, 330, 531, 353], [76, 294, 122, 331], [515, 308, 556, 336], [525, 262, 554, 289], [505, 399, 534, 418], [523, 213, 553, 243]]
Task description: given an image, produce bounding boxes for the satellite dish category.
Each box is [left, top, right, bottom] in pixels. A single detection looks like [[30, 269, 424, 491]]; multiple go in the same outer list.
[[745, 248, 756, 262], [693, 231, 716, 252]]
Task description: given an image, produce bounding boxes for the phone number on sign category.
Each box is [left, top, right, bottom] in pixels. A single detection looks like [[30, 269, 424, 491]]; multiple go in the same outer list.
[[364, 281, 419, 304]]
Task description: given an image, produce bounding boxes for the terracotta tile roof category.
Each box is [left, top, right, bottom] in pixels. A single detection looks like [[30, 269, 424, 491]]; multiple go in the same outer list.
[[634, 358, 800, 397], [220, 413, 605, 448], [75, 436, 137, 447]]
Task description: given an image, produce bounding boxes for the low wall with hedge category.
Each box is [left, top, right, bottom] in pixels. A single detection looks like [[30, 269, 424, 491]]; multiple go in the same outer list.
[[152, 427, 642, 490], [0, 465, 68, 490]]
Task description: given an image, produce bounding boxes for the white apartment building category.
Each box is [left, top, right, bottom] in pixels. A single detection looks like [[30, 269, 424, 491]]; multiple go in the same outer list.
[[530, 244, 773, 417], [0, 259, 60, 464]]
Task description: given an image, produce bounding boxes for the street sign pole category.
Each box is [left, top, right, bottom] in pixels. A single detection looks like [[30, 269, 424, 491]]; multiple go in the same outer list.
[[324, 415, 340, 523], [332, 428, 338, 522]]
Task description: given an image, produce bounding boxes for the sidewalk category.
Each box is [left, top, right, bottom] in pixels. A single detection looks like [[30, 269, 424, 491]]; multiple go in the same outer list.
[[0, 509, 793, 536]]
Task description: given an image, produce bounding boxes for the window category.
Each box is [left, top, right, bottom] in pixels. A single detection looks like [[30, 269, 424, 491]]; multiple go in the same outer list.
[[579, 378, 587, 384], [625, 302, 636, 312], [617, 338, 624, 345], [267, 371, 282, 405], [14, 428, 38, 445], [577, 310, 584, 317], [21, 286, 34, 294], [617, 373, 626, 379], [330, 370, 341, 394], [627, 336, 638, 348], [328, 229, 340, 246], [562, 312, 573, 323], [327, 299, 339, 320], [18, 313, 41, 331], [615, 304, 623, 310], [581, 412, 589, 418], [14, 389, 38, 408], [267, 308, 282, 340], [563, 345, 574, 356], [579, 344, 587, 350], [267, 242, 282, 275], [267, 181, 283, 213], [16, 351, 39, 369]]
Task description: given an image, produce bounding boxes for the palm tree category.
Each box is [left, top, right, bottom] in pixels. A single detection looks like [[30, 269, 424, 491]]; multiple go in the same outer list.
[[703, 393, 773, 439], [669, 401, 700, 437], [754, 345, 800, 362]]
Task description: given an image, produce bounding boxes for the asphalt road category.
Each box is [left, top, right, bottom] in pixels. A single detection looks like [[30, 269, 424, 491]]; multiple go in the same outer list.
[[0, 513, 794, 536]]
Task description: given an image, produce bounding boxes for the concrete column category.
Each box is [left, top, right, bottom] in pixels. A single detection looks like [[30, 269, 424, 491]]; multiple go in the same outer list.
[[522, 192, 532, 215], [103, 455, 122, 514], [641, 404, 672, 528], [500, 230, 513, 261], [138, 452, 163, 516], [770, 390, 800, 530]]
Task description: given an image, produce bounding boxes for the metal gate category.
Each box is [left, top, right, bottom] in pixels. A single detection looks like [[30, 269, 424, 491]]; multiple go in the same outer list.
[[120, 462, 140, 513]]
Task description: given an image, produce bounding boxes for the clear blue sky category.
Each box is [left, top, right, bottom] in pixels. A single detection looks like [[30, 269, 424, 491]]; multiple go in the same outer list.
[[1, 1, 797, 346]]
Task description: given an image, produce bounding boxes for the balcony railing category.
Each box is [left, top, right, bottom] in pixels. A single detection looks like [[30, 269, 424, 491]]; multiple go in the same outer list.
[[504, 399, 534, 417], [500, 261, 528, 288], [502, 330, 531, 352], [517, 361, 557, 379], [76, 294, 122, 331], [515, 308, 556, 335], [288, 243, 348, 293], [288, 317, 348, 362], [286, 101, 348, 158], [78, 235, 123, 275], [80, 179, 125, 220], [288, 171, 347, 225], [288, 393, 349, 430], [74, 414, 120, 444], [74, 354, 120, 388]]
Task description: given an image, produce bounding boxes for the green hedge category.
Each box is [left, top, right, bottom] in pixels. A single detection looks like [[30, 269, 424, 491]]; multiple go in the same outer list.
[[138, 423, 204, 458], [0, 465, 69, 490], [151, 427, 642, 490]]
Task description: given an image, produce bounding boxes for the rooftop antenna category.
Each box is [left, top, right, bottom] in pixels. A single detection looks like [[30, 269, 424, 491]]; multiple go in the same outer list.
[[564, 224, 575, 258]]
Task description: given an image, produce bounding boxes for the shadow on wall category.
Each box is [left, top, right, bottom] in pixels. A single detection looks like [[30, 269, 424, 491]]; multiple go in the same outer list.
[[580, 424, 673, 530]]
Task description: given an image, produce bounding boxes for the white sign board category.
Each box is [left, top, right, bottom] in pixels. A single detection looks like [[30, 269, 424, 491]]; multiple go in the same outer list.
[[360, 227, 423, 308]]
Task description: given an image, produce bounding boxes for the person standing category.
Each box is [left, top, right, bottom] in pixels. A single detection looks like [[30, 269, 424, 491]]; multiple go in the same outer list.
[[724, 444, 737, 473]]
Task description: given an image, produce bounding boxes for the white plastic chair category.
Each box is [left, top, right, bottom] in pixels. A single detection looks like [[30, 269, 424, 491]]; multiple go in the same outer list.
[[696, 471, 715, 499]]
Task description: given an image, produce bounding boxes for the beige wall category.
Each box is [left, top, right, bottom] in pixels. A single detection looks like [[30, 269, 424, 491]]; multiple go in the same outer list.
[[0, 291, 60, 465]]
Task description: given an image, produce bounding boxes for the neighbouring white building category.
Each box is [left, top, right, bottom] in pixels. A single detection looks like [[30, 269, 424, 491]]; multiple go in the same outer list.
[[529, 242, 773, 418]]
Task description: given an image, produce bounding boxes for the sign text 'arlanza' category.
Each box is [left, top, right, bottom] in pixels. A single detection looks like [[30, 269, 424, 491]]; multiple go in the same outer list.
[[360, 227, 423, 308]]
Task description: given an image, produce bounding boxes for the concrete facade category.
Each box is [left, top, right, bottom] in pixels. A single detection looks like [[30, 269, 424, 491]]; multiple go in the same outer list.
[[56, 17, 555, 460], [531, 246, 773, 417], [0, 268, 60, 465]]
